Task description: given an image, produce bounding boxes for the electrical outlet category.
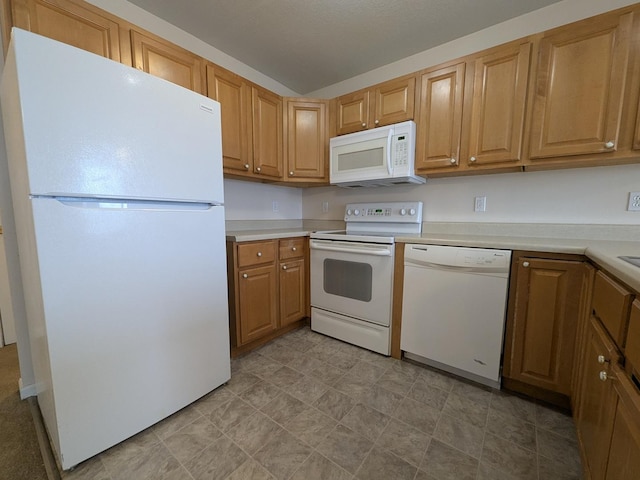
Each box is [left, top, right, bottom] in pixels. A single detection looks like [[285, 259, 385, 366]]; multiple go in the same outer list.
[[628, 192, 640, 211], [474, 196, 487, 212], [322, 201, 329, 213], [272, 201, 279, 213]]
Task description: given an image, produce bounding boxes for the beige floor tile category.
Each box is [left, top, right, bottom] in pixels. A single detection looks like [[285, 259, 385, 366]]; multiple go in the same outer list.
[[313, 388, 357, 421], [433, 413, 484, 459], [375, 417, 431, 467], [285, 406, 337, 447], [317, 424, 373, 474], [340, 403, 390, 441], [420, 439, 478, 480], [289, 451, 352, 480], [253, 429, 314, 480], [355, 446, 417, 480], [393, 397, 440, 434]]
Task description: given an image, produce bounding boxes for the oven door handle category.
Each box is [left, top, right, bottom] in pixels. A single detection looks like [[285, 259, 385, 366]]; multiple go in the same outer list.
[[310, 241, 393, 256]]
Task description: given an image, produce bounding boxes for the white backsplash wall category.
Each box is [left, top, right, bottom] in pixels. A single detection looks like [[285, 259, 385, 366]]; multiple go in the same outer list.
[[224, 179, 302, 220], [302, 164, 640, 225]]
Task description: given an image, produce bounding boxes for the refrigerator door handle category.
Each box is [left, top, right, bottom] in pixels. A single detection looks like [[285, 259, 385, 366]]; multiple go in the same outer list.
[[47, 197, 221, 211]]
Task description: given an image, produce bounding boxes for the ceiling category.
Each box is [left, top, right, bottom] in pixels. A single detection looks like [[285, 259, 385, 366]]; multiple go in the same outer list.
[[126, 0, 564, 95]]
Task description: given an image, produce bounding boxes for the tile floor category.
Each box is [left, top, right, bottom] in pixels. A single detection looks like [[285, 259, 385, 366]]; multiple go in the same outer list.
[[59, 326, 583, 480]]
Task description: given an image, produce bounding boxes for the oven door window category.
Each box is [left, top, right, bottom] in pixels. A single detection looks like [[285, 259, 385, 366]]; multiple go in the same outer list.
[[323, 259, 372, 301]]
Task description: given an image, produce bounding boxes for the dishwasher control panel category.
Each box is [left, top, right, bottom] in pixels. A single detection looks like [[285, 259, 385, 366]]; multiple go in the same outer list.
[[459, 251, 509, 266]]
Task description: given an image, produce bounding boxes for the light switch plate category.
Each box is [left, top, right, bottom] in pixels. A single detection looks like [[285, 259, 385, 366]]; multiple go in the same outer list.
[[474, 196, 487, 212]]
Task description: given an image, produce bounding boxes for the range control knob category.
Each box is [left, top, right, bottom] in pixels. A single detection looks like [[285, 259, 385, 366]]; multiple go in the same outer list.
[[354, 209, 361, 216], [346, 209, 353, 216], [400, 208, 407, 216], [409, 208, 416, 216]]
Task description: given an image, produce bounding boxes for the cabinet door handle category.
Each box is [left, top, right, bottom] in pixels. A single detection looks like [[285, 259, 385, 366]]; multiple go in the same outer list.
[[289, 171, 294, 176], [282, 265, 287, 270], [599, 371, 615, 382], [361, 122, 367, 128], [522, 261, 530, 267], [604, 141, 615, 149], [292, 247, 297, 252], [597, 355, 609, 364], [256, 167, 261, 173], [450, 158, 456, 164], [242, 273, 248, 278], [470, 156, 477, 163], [244, 164, 250, 170], [374, 119, 379, 125], [256, 252, 262, 257]]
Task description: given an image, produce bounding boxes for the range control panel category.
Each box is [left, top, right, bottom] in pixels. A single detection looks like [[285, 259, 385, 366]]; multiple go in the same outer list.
[[344, 202, 423, 224]]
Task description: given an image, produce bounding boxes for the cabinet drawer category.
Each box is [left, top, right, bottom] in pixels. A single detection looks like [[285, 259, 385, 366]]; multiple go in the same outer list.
[[237, 241, 276, 267], [279, 238, 305, 260], [592, 271, 633, 347], [626, 300, 640, 375]]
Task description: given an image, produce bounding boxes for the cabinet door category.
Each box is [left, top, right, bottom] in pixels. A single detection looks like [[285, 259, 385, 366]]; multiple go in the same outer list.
[[371, 75, 416, 128], [238, 264, 277, 345], [206, 64, 253, 174], [465, 41, 531, 167], [284, 99, 328, 182], [605, 367, 640, 480], [252, 86, 283, 179], [529, 12, 632, 159], [131, 29, 204, 93], [336, 90, 369, 135], [415, 63, 465, 172], [504, 257, 590, 395], [279, 258, 306, 327], [10, 0, 124, 61], [576, 317, 620, 480]]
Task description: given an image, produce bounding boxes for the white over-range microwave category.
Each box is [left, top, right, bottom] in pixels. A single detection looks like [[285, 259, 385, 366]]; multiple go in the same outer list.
[[329, 120, 426, 188]]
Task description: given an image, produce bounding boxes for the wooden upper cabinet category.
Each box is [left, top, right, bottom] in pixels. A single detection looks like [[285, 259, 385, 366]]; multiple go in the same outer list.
[[503, 257, 592, 397], [372, 75, 416, 128], [465, 41, 531, 167], [284, 98, 328, 183], [529, 11, 633, 160], [335, 75, 416, 135], [206, 64, 253, 175], [415, 62, 465, 172], [131, 29, 204, 94], [336, 90, 369, 135], [9, 0, 125, 61], [252, 86, 283, 179]]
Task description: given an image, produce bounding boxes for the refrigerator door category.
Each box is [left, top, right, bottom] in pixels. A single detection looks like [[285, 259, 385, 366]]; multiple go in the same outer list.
[[28, 197, 229, 468], [8, 29, 223, 203]]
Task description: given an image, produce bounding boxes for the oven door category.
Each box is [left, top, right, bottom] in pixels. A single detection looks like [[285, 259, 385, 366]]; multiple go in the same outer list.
[[310, 239, 394, 326]]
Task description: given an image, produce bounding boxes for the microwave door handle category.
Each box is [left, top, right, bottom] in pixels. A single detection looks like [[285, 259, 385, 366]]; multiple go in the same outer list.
[[387, 129, 393, 175]]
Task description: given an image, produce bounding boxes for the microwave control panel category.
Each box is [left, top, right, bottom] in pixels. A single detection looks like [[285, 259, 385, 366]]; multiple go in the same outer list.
[[393, 134, 409, 167]]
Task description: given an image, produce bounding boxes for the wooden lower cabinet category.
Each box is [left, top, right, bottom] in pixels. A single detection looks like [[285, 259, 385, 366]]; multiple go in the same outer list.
[[227, 237, 309, 355], [238, 263, 277, 344], [605, 367, 640, 480], [576, 317, 621, 480], [503, 254, 593, 404]]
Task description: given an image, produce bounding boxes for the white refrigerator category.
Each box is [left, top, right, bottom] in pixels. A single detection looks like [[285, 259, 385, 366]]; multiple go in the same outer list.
[[0, 29, 230, 469]]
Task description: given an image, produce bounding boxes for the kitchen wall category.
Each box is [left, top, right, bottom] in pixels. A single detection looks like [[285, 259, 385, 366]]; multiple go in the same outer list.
[[224, 179, 302, 221], [302, 164, 640, 225]]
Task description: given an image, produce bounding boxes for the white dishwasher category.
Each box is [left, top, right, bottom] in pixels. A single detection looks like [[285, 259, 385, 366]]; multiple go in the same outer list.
[[401, 244, 511, 388]]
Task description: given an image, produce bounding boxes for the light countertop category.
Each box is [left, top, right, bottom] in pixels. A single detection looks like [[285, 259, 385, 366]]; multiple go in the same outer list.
[[225, 226, 640, 292]]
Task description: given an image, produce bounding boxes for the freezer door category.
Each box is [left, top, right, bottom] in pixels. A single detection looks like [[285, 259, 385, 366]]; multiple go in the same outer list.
[[27, 197, 230, 469], [5, 29, 223, 203]]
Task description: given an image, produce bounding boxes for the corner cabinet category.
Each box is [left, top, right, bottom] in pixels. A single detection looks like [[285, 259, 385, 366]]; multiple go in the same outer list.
[[7, 0, 128, 62], [502, 253, 594, 406], [283, 98, 329, 184], [528, 10, 634, 164], [227, 237, 309, 356], [335, 74, 416, 135]]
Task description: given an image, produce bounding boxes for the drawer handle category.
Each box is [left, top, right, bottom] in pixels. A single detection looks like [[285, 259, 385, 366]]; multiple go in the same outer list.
[[292, 247, 297, 252], [242, 273, 248, 279], [374, 119, 379, 125], [597, 355, 609, 365], [522, 261, 530, 267], [450, 158, 456, 164], [257, 252, 262, 257], [604, 141, 615, 149], [244, 163, 250, 170], [256, 167, 261, 173], [470, 156, 477, 163], [282, 265, 287, 270], [289, 171, 294, 176]]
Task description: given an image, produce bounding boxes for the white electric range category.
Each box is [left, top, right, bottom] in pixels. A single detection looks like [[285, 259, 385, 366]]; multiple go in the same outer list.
[[309, 201, 423, 355]]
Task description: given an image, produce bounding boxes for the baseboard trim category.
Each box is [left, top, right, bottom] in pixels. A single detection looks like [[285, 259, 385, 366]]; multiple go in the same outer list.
[[28, 397, 61, 480], [19, 378, 37, 399]]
